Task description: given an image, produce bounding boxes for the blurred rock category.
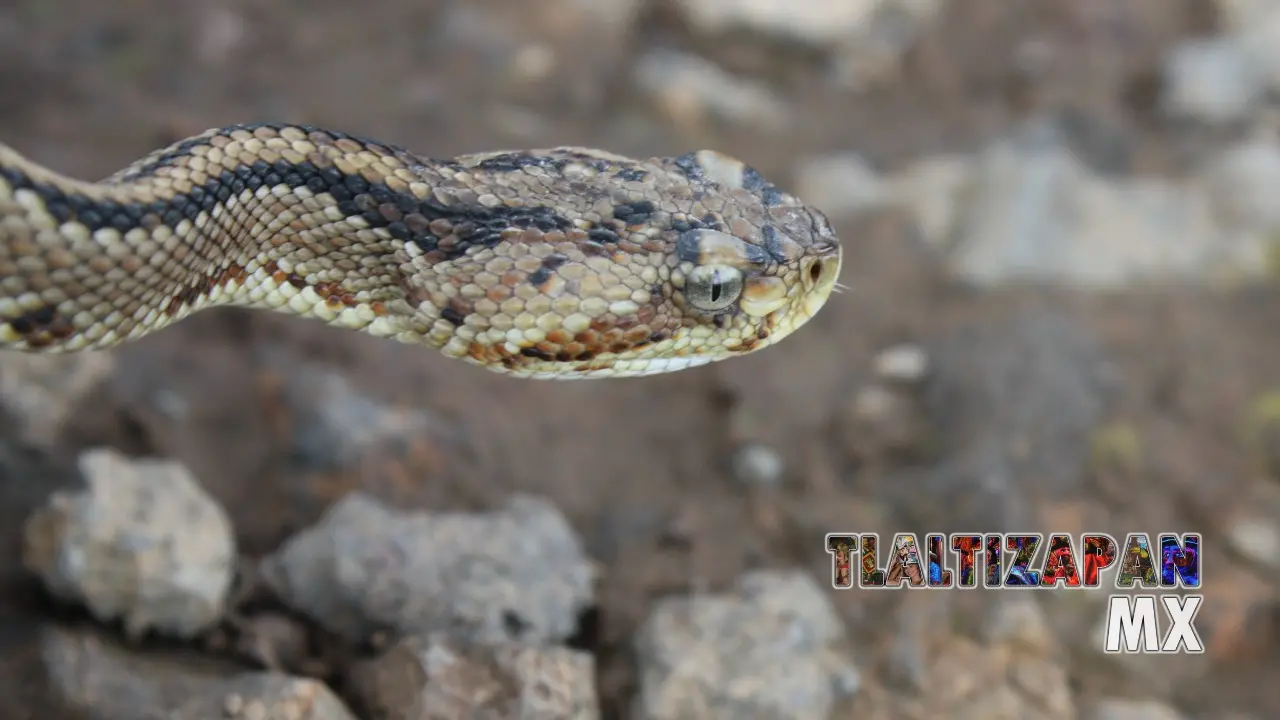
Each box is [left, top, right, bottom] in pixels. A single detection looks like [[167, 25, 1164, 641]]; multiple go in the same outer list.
[[940, 120, 1242, 288], [872, 343, 929, 384], [730, 442, 785, 489], [675, 0, 882, 46], [793, 154, 886, 219], [883, 153, 974, 251], [922, 635, 1074, 720], [183, 675, 357, 720], [260, 492, 594, 647], [40, 624, 356, 720], [280, 363, 443, 473], [1226, 1, 1280, 98], [1162, 38, 1262, 124], [23, 448, 235, 640], [676, 0, 945, 59], [894, 308, 1113, 531], [829, 0, 952, 90], [633, 50, 789, 131], [981, 595, 1055, 656], [349, 633, 597, 720], [632, 569, 858, 720], [1091, 698, 1188, 720], [0, 351, 114, 447], [1226, 515, 1280, 569], [1201, 131, 1280, 233]]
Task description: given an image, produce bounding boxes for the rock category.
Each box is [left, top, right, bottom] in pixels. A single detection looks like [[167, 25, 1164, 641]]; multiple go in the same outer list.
[[893, 308, 1113, 531], [1233, 2, 1280, 96], [981, 595, 1055, 656], [676, 0, 945, 59], [872, 343, 928, 384], [282, 364, 442, 473], [633, 50, 789, 131], [942, 119, 1236, 288], [1091, 698, 1188, 720], [1201, 131, 1280, 233], [1225, 515, 1280, 569], [0, 351, 114, 447], [22, 448, 236, 640], [730, 443, 785, 489], [348, 633, 598, 720], [260, 492, 594, 647], [632, 569, 858, 720], [40, 624, 357, 720], [1162, 38, 1262, 124], [674, 0, 883, 46], [925, 636, 1074, 720], [185, 675, 358, 720], [882, 153, 974, 251], [792, 154, 886, 219], [828, 0, 952, 90]]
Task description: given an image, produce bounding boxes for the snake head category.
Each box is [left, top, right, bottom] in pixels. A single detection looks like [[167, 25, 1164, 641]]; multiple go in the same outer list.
[[650, 150, 844, 373], [410, 145, 842, 379]]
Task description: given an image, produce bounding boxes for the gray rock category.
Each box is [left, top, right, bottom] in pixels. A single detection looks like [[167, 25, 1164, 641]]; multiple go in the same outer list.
[[633, 50, 789, 131], [872, 343, 929, 384], [981, 595, 1055, 656], [1201, 131, 1280, 233], [632, 569, 858, 720], [260, 492, 594, 647], [1162, 38, 1262, 124], [39, 624, 357, 720], [730, 443, 785, 489], [0, 351, 114, 447], [675, 0, 885, 46], [792, 154, 886, 219], [281, 364, 441, 473], [944, 120, 1232, 288], [22, 448, 236, 639], [1225, 515, 1280, 570], [1091, 698, 1188, 720], [349, 633, 598, 720]]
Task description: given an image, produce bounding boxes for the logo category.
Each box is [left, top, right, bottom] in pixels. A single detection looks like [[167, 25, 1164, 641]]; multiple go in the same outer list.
[[825, 531, 1202, 654]]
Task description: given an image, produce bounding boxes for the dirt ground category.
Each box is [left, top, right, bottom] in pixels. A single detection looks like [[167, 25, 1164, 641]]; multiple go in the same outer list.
[[1, 1, 1278, 718]]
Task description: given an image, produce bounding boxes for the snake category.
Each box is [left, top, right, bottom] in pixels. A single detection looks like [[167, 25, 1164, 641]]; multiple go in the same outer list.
[[0, 123, 842, 379]]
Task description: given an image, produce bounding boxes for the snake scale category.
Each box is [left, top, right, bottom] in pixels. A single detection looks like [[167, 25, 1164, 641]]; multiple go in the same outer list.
[[0, 123, 841, 379]]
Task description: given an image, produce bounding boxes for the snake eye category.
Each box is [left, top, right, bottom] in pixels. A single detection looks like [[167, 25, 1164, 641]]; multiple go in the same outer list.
[[685, 264, 743, 312]]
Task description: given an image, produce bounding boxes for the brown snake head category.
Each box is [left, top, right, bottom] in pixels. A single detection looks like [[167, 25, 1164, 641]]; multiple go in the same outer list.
[[0, 125, 841, 378], [409, 146, 844, 378]]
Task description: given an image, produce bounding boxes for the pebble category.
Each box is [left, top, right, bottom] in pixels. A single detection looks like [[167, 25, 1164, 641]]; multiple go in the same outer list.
[[632, 569, 858, 720], [1162, 39, 1262, 124], [730, 442, 786, 489], [1092, 698, 1188, 720], [259, 492, 595, 647], [792, 154, 886, 219], [22, 448, 236, 639], [39, 624, 357, 720], [1225, 515, 1280, 569], [348, 633, 598, 720], [0, 351, 114, 448], [872, 343, 928, 384], [633, 50, 789, 131]]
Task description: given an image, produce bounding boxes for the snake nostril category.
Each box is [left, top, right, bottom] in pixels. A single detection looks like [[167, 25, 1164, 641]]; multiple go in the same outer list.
[[809, 260, 823, 284]]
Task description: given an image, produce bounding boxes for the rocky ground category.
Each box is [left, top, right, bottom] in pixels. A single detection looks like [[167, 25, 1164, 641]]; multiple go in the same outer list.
[[1, 0, 1279, 718]]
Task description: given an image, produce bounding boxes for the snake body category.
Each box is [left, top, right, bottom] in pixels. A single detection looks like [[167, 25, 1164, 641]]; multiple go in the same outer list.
[[0, 123, 841, 378]]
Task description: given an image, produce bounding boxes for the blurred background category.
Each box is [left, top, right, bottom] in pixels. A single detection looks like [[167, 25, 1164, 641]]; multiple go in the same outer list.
[[0, 0, 1277, 718]]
